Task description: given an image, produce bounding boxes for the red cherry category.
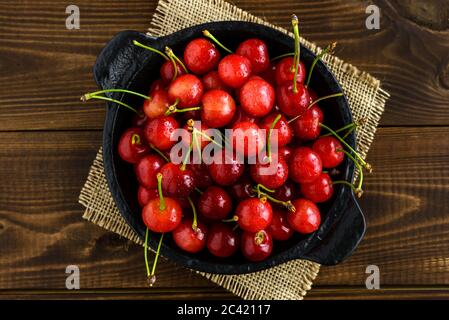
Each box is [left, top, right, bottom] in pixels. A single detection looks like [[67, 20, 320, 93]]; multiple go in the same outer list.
[[235, 198, 273, 232], [159, 163, 196, 198], [260, 63, 277, 87], [291, 105, 323, 141], [118, 127, 149, 164], [229, 108, 258, 127], [239, 78, 275, 117], [137, 186, 158, 207], [143, 89, 170, 119], [228, 175, 255, 201], [301, 172, 334, 203], [312, 136, 344, 168], [202, 71, 231, 93], [184, 38, 220, 74], [160, 59, 186, 84], [218, 54, 252, 88], [273, 180, 297, 202], [241, 230, 273, 262], [231, 121, 265, 158], [259, 113, 293, 148], [144, 116, 179, 151], [289, 147, 322, 184], [167, 74, 203, 108], [142, 197, 182, 233], [172, 219, 207, 253], [278, 146, 292, 162], [207, 223, 239, 258], [308, 88, 319, 103], [275, 57, 306, 85], [287, 199, 321, 234], [268, 209, 294, 241], [250, 155, 289, 189], [198, 186, 233, 220], [276, 83, 310, 117], [207, 149, 245, 186], [188, 163, 213, 189], [134, 154, 165, 188], [150, 79, 165, 94], [132, 112, 148, 127], [236, 39, 270, 74], [201, 89, 236, 128]]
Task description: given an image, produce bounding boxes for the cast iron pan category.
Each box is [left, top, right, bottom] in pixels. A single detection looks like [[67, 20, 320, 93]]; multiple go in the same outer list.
[[93, 21, 366, 274]]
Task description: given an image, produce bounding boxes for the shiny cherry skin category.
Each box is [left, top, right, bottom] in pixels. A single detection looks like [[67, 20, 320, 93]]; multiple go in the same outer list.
[[228, 175, 255, 201], [218, 54, 252, 88], [188, 163, 213, 189], [132, 112, 148, 127], [250, 155, 289, 189], [235, 198, 273, 232], [273, 180, 297, 202], [312, 136, 344, 168], [137, 186, 159, 207], [229, 108, 258, 127], [231, 121, 265, 158], [287, 199, 321, 234], [159, 163, 196, 198], [118, 127, 149, 164], [202, 71, 231, 93], [198, 186, 233, 220], [278, 146, 292, 162], [241, 230, 273, 262], [142, 197, 182, 233], [172, 218, 208, 253], [160, 59, 186, 84], [134, 154, 165, 189], [291, 105, 323, 141], [150, 79, 165, 94], [275, 57, 306, 85], [289, 147, 323, 184], [276, 83, 311, 117], [201, 89, 236, 128], [268, 208, 294, 241], [144, 116, 179, 151], [207, 149, 245, 186], [167, 74, 203, 108], [301, 172, 334, 203], [239, 78, 275, 117], [143, 89, 170, 119], [236, 38, 270, 74], [259, 113, 293, 148], [260, 62, 277, 86], [207, 223, 239, 258], [184, 38, 220, 74]]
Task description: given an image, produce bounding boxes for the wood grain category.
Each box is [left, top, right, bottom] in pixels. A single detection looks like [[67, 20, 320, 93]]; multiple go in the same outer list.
[[0, 127, 448, 299], [0, 0, 449, 131]]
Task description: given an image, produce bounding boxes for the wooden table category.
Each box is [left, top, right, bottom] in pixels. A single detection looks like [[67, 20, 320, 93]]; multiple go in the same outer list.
[[1, 0, 448, 300]]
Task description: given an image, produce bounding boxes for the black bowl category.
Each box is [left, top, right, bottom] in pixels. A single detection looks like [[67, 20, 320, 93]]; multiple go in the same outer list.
[[93, 21, 366, 274]]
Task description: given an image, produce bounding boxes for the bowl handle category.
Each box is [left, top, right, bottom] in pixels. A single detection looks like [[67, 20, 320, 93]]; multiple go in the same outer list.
[[301, 194, 366, 266], [93, 30, 158, 90]]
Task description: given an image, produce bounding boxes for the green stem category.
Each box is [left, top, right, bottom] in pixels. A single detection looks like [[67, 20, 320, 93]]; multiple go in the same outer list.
[[195, 187, 204, 195], [267, 114, 282, 161], [82, 89, 150, 101], [202, 30, 233, 54], [165, 47, 189, 74], [192, 130, 202, 163], [338, 149, 364, 191], [150, 144, 169, 162], [291, 14, 300, 93], [305, 42, 336, 87], [341, 125, 357, 139], [253, 185, 295, 212], [333, 180, 363, 198], [180, 141, 193, 171], [165, 106, 201, 116], [188, 197, 198, 231], [144, 228, 150, 277], [133, 40, 169, 60], [83, 94, 138, 114], [287, 93, 344, 124], [193, 128, 223, 148], [271, 52, 295, 62], [156, 173, 166, 211], [148, 233, 164, 286], [167, 53, 178, 80], [321, 122, 357, 138]]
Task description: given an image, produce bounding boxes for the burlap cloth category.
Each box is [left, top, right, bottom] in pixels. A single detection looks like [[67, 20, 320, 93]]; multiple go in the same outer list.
[[79, 0, 390, 300]]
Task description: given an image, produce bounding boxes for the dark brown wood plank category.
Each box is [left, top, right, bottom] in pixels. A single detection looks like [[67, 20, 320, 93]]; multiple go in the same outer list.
[[0, 0, 448, 130], [0, 127, 448, 295]]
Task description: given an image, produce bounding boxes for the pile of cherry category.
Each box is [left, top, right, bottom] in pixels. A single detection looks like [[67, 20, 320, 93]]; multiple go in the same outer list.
[[83, 15, 371, 284]]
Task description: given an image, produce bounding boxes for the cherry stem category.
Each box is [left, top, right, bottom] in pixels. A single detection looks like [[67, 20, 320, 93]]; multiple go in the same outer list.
[[223, 216, 239, 223], [255, 184, 276, 196], [287, 93, 344, 124], [82, 89, 151, 101], [165, 47, 189, 74], [133, 40, 169, 60], [255, 231, 266, 245], [150, 144, 169, 162], [180, 140, 193, 171], [165, 105, 201, 116], [144, 228, 151, 277], [148, 233, 164, 286], [192, 130, 202, 163], [253, 185, 296, 212], [321, 122, 357, 138], [341, 125, 357, 139], [333, 180, 363, 198], [267, 114, 282, 162], [82, 94, 138, 114], [202, 30, 233, 54], [319, 123, 371, 170], [156, 173, 166, 211], [195, 187, 204, 195], [337, 148, 364, 191], [271, 52, 295, 62], [305, 42, 337, 88], [291, 14, 300, 94], [188, 197, 198, 231], [192, 128, 222, 148]]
